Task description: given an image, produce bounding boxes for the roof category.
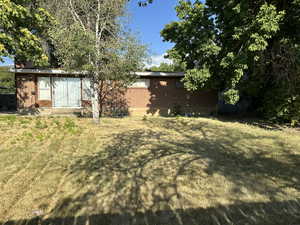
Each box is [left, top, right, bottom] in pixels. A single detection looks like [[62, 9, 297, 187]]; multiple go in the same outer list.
[[10, 69, 185, 77], [10, 68, 84, 75], [133, 72, 184, 77]]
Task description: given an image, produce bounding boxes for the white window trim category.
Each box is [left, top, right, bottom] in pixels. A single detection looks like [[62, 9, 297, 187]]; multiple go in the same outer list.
[[82, 78, 92, 100], [38, 77, 51, 100], [129, 79, 150, 88]]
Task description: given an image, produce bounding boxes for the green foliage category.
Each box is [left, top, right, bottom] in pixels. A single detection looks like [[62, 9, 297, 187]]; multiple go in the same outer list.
[[63, 118, 78, 134], [0, 0, 54, 66], [35, 118, 48, 129], [162, 0, 300, 125], [149, 62, 185, 72], [48, 0, 147, 79], [223, 89, 240, 105], [46, 0, 147, 121], [260, 85, 300, 125], [149, 49, 186, 72], [149, 63, 172, 72], [161, 0, 219, 70], [183, 68, 211, 91], [52, 119, 61, 128], [0, 66, 14, 94], [0, 114, 17, 127], [0, 114, 16, 125]]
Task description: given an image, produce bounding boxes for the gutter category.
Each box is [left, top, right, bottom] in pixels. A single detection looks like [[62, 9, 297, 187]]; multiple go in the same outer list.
[[10, 69, 185, 77]]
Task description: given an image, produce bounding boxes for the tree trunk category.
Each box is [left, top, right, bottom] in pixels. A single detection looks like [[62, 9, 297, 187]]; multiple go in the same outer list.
[[91, 78, 100, 124]]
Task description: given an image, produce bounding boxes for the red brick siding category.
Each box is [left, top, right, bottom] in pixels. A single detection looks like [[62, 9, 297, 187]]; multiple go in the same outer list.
[[126, 78, 217, 115], [16, 74, 218, 115], [16, 74, 36, 109]]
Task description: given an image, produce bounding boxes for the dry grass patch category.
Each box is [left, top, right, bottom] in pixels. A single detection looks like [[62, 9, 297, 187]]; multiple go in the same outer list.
[[0, 115, 299, 225]]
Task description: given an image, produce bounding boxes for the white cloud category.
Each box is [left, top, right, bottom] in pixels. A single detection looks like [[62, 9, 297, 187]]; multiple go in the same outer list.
[[144, 54, 173, 68]]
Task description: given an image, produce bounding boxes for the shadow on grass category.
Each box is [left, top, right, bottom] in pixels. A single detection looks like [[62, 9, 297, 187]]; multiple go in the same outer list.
[[207, 114, 296, 131], [2, 118, 300, 224], [3, 199, 300, 225]]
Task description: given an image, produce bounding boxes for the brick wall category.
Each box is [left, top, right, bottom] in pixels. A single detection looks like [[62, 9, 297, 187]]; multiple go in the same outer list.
[[126, 77, 217, 115], [16, 74, 218, 116]]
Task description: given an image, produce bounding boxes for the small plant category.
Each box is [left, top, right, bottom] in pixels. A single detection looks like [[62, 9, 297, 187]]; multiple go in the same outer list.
[[19, 119, 30, 125], [23, 131, 33, 138], [63, 118, 79, 133], [53, 119, 61, 128], [291, 119, 299, 127], [35, 119, 48, 129], [36, 134, 45, 141]]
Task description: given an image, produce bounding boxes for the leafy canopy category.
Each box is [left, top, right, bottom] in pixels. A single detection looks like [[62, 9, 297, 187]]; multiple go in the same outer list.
[[44, 0, 147, 122], [0, 0, 53, 66], [47, 0, 147, 81], [162, 0, 300, 123], [0, 66, 14, 94]]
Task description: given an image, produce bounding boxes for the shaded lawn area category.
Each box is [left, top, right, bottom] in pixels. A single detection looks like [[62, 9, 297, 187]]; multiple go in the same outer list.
[[0, 115, 300, 225]]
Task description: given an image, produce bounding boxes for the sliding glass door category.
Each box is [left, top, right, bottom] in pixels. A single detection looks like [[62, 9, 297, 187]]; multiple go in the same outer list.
[[52, 77, 81, 108]]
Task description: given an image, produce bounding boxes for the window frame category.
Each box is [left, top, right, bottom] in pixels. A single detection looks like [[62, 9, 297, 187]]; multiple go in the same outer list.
[[129, 79, 150, 88], [37, 76, 51, 100], [82, 78, 92, 101]]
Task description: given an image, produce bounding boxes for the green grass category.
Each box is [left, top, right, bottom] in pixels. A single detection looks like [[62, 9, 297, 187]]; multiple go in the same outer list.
[[0, 116, 299, 225]]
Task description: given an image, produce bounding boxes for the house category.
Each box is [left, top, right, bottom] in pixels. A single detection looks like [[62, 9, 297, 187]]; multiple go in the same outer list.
[[13, 69, 218, 116]]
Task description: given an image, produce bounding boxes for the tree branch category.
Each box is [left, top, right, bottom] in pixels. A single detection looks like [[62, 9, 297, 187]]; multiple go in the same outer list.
[[68, 0, 86, 32]]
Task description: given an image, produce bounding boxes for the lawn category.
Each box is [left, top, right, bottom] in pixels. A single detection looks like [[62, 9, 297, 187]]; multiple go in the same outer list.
[[0, 115, 300, 225]]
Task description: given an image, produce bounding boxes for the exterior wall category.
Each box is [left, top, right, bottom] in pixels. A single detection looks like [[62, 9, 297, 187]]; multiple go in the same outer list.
[[16, 74, 218, 116], [126, 77, 217, 116], [16, 74, 84, 112], [16, 74, 37, 114], [36, 75, 52, 108]]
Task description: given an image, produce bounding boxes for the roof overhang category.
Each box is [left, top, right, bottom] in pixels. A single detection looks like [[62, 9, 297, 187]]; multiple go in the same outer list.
[[10, 68, 84, 75], [11, 69, 185, 77], [133, 72, 184, 77]]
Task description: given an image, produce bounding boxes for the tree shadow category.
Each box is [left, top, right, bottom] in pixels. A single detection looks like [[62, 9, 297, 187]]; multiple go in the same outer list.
[[15, 75, 40, 115], [146, 78, 217, 116], [2, 118, 300, 224], [2, 199, 300, 225], [101, 84, 129, 117], [208, 114, 294, 131], [147, 118, 300, 192], [82, 81, 130, 118]]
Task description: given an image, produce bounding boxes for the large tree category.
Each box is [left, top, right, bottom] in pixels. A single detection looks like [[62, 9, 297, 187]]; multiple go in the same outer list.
[[162, 0, 300, 124], [46, 0, 147, 123], [0, 0, 53, 66]]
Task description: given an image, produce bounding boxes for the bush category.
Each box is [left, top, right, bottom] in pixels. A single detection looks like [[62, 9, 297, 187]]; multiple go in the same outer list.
[[260, 87, 300, 126]]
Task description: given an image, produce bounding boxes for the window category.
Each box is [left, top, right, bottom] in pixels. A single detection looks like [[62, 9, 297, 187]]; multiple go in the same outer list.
[[129, 79, 150, 88], [82, 78, 92, 100], [159, 80, 168, 86], [38, 77, 51, 100]]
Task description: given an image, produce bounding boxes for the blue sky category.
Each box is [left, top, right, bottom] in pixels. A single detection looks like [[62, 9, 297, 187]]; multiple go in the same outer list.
[[0, 0, 179, 67], [0, 57, 14, 66], [127, 0, 179, 66]]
